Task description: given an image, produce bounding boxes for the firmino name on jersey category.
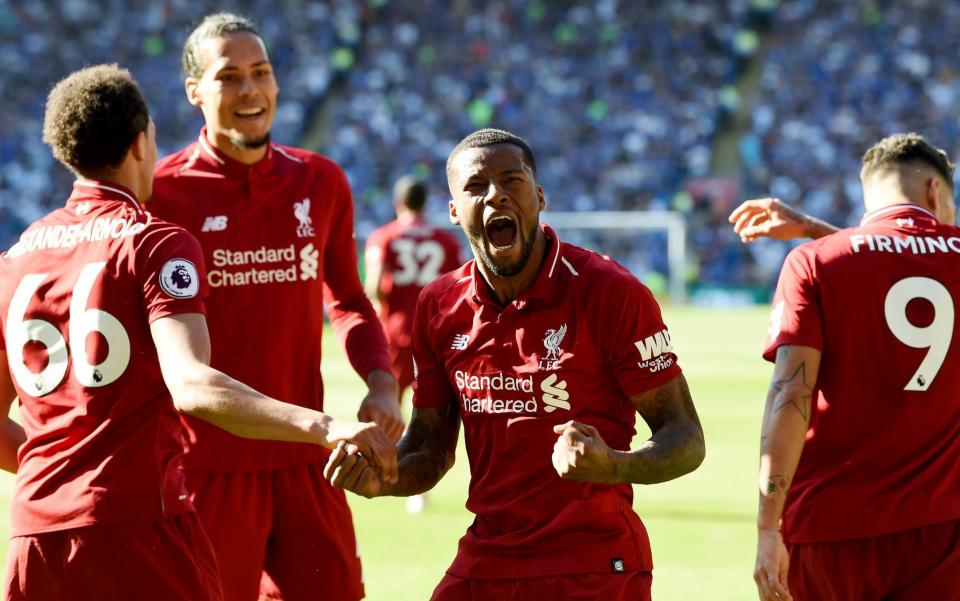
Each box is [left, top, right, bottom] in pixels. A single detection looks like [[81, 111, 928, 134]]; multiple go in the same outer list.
[[208, 244, 319, 287], [850, 234, 960, 255], [455, 370, 537, 414], [7, 217, 145, 257]]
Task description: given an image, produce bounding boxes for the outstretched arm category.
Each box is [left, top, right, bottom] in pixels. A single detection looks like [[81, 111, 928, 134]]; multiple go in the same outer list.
[[729, 198, 839, 243], [754, 344, 821, 601], [151, 312, 397, 482], [552, 373, 705, 485], [326, 402, 460, 498], [0, 352, 25, 473]]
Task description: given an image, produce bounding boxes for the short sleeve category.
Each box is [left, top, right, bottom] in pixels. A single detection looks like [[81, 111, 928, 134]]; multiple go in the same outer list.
[[762, 246, 823, 362], [411, 292, 455, 408], [136, 222, 208, 323], [601, 273, 682, 397]]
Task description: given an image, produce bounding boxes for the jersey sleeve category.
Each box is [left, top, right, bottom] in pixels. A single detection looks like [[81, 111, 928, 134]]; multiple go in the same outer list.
[[135, 221, 208, 322], [762, 245, 823, 362], [321, 164, 392, 378], [411, 291, 454, 408], [600, 271, 682, 397]]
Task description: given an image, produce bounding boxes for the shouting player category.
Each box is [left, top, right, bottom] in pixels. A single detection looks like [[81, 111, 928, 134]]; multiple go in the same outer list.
[[364, 175, 464, 398], [749, 133, 960, 600], [0, 65, 396, 601], [147, 13, 404, 601], [327, 128, 706, 600]]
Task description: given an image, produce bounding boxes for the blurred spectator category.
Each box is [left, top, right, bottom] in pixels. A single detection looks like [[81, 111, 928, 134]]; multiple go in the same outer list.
[[17, 1, 953, 295]]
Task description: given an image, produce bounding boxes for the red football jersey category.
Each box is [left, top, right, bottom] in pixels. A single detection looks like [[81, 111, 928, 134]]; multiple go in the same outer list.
[[365, 214, 463, 349], [764, 204, 960, 544], [0, 181, 206, 536], [150, 130, 391, 471], [412, 225, 682, 579]]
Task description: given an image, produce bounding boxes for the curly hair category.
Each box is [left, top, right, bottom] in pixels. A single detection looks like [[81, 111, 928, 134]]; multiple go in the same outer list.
[[182, 12, 261, 79], [446, 128, 538, 181], [42, 64, 150, 176], [861, 133, 955, 186]]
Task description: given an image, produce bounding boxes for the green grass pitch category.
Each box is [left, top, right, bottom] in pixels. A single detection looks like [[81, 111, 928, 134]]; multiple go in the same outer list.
[[0, 306, 773, 600]]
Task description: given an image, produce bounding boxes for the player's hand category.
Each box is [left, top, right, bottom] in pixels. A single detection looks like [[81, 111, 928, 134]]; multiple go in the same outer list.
[[754, 529, 792, 601], [728, 198, 810, 243], [324, 441, 385, 498], [551, 421, 619, 484], [358, 370, 405, 443], [326, 420, 398, 484]]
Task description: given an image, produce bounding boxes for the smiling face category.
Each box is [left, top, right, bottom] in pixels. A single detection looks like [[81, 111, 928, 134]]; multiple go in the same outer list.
[[448, 144, 545, 278], [186, 31, 278, 162]]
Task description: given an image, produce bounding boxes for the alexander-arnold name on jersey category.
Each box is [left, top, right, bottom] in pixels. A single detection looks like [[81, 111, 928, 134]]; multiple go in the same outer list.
[[207, 243, 319, 288], [635, 328, 675, 373], [7, 216, 145, 258]]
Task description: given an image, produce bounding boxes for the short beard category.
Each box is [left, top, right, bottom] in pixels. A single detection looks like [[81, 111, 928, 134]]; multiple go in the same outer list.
[[229, 133, 271, 150], [471, 220, 538, 278]]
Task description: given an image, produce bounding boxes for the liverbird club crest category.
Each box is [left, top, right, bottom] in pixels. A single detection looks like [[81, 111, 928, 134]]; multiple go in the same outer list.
[[539, 323, 567, 370], [294, 197, 315, 238]]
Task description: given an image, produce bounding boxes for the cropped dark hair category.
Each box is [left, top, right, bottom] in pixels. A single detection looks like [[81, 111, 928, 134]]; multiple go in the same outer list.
[[446, 128, 538, 180], [862, 133, 955, 187], [394, 175, 428, 212], [183, 12, 262, 79], [42, 64, 150, 176]]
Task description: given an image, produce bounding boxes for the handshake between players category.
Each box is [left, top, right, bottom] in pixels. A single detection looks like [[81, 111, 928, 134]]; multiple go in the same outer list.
[[324, 419, 617, 496]]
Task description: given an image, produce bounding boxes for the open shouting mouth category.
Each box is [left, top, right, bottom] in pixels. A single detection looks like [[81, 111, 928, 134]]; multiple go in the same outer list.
[[485, 214, 518, 249]]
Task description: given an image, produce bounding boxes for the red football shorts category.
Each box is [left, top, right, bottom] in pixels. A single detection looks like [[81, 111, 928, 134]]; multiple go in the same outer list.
[[787, 518, 960, 600], [429, 570, 652, 601], [187, 461, 363, 601], [388, 341, 415, 393], [4, 512, 222, 601]]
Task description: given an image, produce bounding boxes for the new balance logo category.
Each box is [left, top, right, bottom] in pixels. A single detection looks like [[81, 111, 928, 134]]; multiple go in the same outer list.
[[451, 334, 470, 350], [300, 243, 319, 280], [635, 329, 673, 361], [201, 216, 228, 232], [541, 373, 570, 413]]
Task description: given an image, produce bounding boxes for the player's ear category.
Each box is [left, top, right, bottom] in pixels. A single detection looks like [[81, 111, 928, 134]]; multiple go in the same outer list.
[[536, 185, 546, 213], [130, 129, 148, 162], [185, 78, 202, 107], [927, 177, 943, 215], [449, 199, 460, 226]]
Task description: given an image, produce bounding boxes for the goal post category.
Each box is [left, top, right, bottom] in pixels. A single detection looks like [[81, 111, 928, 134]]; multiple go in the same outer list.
[[426, 210, 688, 303]]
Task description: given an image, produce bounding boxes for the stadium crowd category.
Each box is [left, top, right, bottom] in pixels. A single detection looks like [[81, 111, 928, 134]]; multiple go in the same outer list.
[[2, 0, 959, 291]]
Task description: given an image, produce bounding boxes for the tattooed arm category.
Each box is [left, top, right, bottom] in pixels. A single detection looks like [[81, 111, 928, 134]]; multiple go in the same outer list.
[[729, 198, 839, 243], [552, 373, 705, 485], [325, 403, 461, 498], [754, 344, 821, 601]]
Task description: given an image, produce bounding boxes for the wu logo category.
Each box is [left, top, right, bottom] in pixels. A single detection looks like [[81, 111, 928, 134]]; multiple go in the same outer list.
[[539, 323, 567, 370], [541, 373, 570, 413], [294, 198, 315, 238], [635, 329, 673, 362]]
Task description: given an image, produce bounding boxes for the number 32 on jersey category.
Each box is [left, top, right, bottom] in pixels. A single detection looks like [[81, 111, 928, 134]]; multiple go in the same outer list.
[[391, 238, 445, 286], [6, 262, 130, 396]]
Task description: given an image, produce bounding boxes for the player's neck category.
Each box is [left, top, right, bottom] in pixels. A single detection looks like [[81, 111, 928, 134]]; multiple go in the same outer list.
[[206, 129, 268, 165], [478, 230, 547, 306], [863, 189, 922, 215], [78, 163, 146, 204]]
